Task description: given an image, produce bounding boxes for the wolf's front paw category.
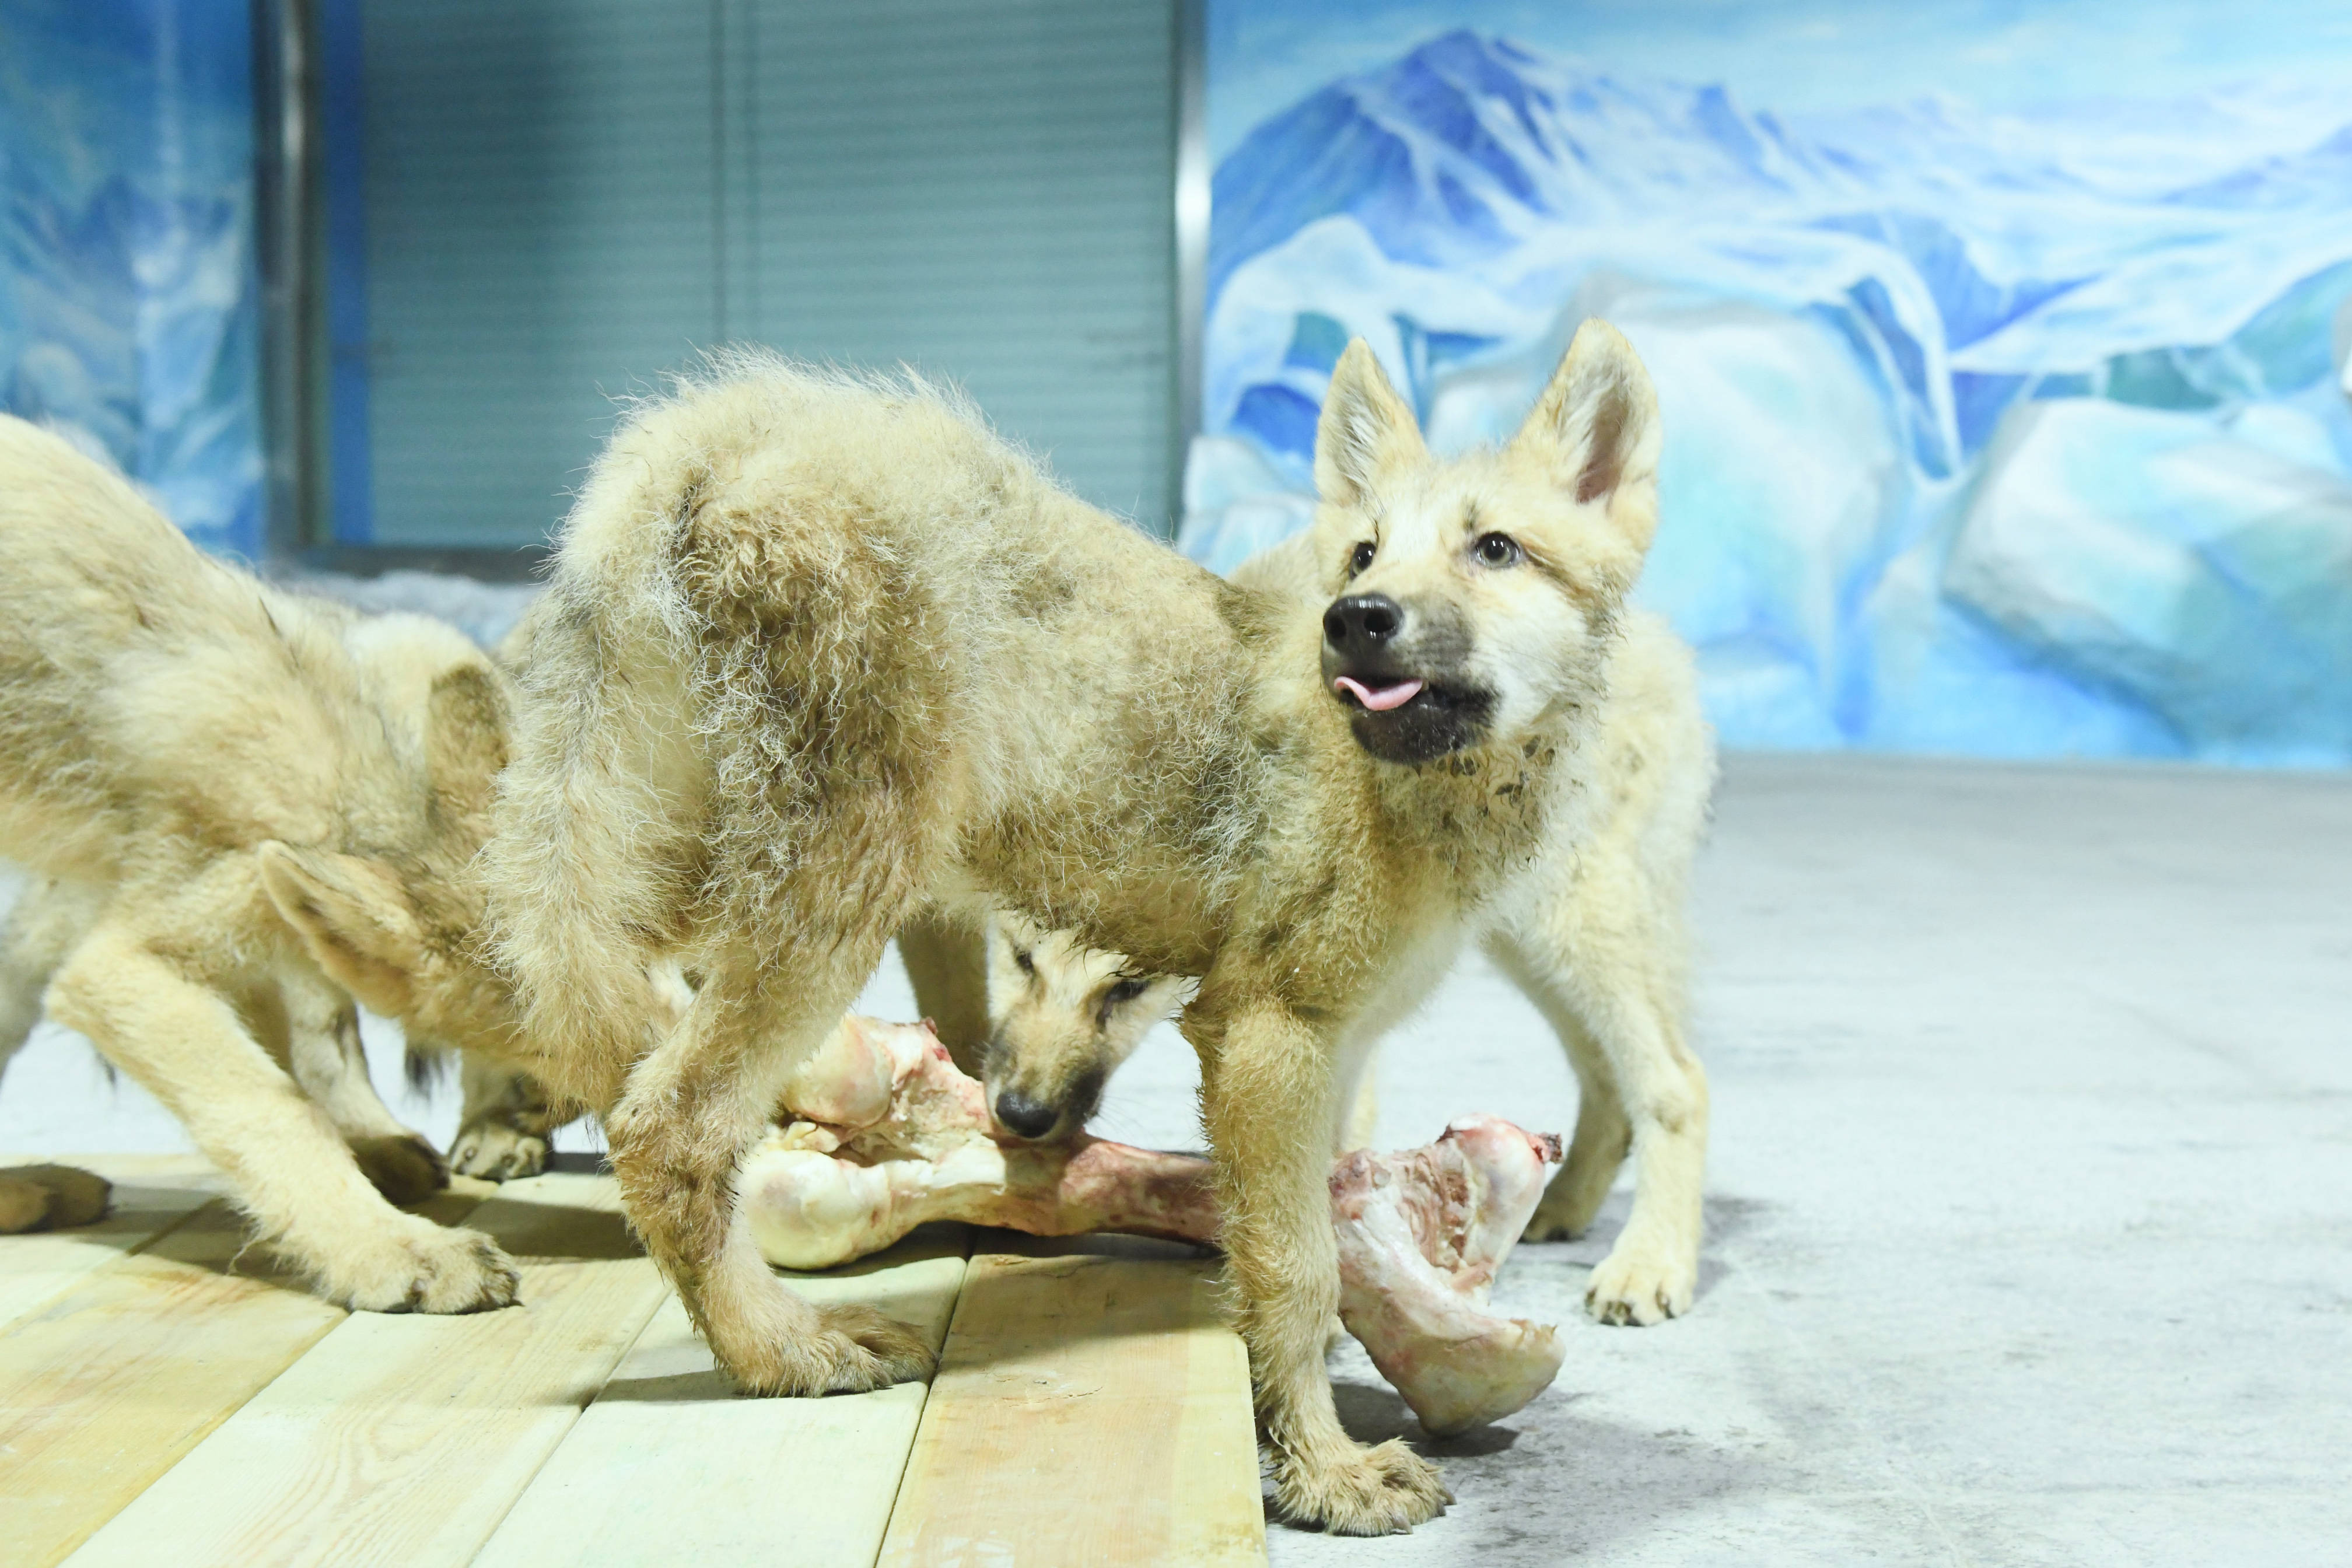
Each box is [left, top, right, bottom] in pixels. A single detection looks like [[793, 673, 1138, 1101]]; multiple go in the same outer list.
[[349, 1134, 451, 1205], [0, 1175, 52, 1233], [1584, 1235, 1694, 1325], [1275, 1438, 1450, 1536], [727, 1302, 935, 1396], [0, 1164, 111, 1231], [320, 1218, 519, 1314], [450, 1118, 548, 1182]]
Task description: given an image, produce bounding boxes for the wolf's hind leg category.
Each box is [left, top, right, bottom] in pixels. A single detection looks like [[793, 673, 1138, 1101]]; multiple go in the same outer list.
[[895, 907, 991, 1079], [46, 920, 515, 1312], [275, 975, 449, 1205], [1490, 898, 1707, 1326], [608, 944, 933, 1396], [0, 877, 104, 1087]]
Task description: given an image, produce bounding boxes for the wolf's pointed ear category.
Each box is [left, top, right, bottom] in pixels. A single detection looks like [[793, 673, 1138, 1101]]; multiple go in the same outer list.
[[257, 842, 426, 1020], [1314, 340, 1426, 509], [1511, 320, 1661, 542]]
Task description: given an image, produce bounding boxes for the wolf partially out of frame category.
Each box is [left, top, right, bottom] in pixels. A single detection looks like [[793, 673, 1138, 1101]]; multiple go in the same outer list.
[[442, 320, 1678, 1531], [0, 416, 527, 1308]]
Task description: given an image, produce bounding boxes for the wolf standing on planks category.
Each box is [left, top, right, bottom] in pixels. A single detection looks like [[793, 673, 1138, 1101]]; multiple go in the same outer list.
[[460, 322, 1671, 1532], [0, 416, 529, 1310]]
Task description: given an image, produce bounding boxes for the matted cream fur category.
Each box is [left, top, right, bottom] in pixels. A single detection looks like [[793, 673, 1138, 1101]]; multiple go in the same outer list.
[[0, 415, 527, 1309], [461, 321, 1670, 1532], [952, 542, 1716, 1325]]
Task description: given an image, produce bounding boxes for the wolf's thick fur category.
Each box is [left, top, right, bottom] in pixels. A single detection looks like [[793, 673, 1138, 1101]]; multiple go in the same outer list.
[[0, 415, 524, 1309], [469, 323, 1667, 1531], [966, 542, 1715, 1323]]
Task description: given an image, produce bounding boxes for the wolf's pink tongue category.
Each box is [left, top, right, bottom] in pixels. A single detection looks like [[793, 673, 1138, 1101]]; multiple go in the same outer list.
[[1335, 675, 1424, 713]]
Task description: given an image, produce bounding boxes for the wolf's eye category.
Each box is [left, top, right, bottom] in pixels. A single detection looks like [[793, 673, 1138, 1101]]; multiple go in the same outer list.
[[1473, 531, 1522, 568], [1013, 949, 1034, 976], [1103, 977, 1149, 1007], [1349, 540, 1376, 576]]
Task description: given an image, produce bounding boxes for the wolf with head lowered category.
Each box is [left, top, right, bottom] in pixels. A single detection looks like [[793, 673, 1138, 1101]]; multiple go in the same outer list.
[[452, 321, 1674, 1532]]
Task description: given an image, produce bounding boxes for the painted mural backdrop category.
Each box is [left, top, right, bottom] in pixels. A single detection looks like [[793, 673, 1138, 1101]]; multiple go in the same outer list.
[[1184, 2, 2352, 763], [0, 1, 264, 558]]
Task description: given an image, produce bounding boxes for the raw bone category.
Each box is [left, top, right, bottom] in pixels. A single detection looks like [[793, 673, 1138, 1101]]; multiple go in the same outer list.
[[740, 1016, 1567, 1433], [741, 1016, 1217, 1268], [1329, 1116, 1567, 1435]]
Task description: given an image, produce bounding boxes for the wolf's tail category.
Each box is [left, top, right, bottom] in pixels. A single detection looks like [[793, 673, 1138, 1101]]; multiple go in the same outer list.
[[480, 411, 711, 1090]]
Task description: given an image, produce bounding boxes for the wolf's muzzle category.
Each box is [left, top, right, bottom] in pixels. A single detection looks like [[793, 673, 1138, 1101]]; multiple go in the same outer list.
[[1324, 593, 1404, 655], [992, 1088, 1059, 1140]]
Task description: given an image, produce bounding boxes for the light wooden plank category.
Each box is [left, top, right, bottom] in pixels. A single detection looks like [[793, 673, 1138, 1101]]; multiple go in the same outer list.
[[474, 1222, 975, 1568], [0, 1194, 380, 1568], [878, 1240, 1267, 1568], [0, 1156, 226, 1329], [66, 1171, 665, 1568]]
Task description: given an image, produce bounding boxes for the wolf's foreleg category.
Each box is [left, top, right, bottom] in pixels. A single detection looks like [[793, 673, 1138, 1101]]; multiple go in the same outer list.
[[46, 917, 516, 1312], [894, 907, 991, 1079], [278, 975, 450, 1204], [1492, 901, 1707, 1326], [1487, 932, 1630, 1237], [606, 953, 933, 1396], [1200, 1000, 1449, 1535]]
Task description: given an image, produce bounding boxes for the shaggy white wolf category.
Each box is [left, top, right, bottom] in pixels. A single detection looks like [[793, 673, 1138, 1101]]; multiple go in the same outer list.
[[0, 415, 524, 1310], [435, 321, 1673, 1532], [942, 523, 1716, 1327]]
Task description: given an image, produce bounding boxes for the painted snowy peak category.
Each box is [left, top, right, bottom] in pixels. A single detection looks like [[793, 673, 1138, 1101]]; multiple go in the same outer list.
[[1189, 28, 2352, 764], [1212, 29, 1835, 303], [1, 7, 265, 558], [1211, 28, 2352, 346]]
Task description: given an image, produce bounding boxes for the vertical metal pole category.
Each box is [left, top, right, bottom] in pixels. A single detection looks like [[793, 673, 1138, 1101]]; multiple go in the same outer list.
[[710, 0, 728, 344], [1170, 0, 1208, 542], [254, 0, 319, 556]]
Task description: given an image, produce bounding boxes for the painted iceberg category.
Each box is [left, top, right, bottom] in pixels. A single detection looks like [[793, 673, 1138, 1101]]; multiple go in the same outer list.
[[1185, 30, 2352, 762]]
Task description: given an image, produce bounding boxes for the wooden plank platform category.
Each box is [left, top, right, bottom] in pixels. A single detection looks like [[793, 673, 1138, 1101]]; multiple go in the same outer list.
[[0, 1176, 489, 1568], [475, 1226, 973, 1568], [0, 1159, 1266, 1567], [0, 1154, 223, 1327], [879, 1239, 1268, 1568]]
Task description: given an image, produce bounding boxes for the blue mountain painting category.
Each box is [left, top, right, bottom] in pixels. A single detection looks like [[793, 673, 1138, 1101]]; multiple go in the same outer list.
[[1184, 29, 2352, 764], [0, 2, 264, 558]]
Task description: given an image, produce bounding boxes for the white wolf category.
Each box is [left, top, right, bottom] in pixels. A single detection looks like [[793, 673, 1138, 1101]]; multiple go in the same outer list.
[[932, 524, 1716, 1327], [0, 415, 525, 1310]]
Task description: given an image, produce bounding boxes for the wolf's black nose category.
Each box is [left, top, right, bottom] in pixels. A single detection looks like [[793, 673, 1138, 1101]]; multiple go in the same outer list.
[[1324, 593, 1404, 652], [994, 1090, 1059, 1140]]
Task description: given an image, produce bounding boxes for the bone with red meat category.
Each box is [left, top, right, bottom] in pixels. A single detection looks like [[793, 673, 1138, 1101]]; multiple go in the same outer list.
[[1327, 1116, 1567, 1435], [739, 1015, 1567, 1433]]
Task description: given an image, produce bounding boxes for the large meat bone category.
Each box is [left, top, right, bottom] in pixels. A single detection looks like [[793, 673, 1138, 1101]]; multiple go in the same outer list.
[[1329, 1116, 1567, 1435], [739, 1015, 1566, 1434]]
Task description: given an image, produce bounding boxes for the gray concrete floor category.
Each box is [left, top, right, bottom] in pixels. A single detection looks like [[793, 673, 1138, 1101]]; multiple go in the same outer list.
[[7, 755, 2348, 1564], [1251, 755, 2352, 1566]]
